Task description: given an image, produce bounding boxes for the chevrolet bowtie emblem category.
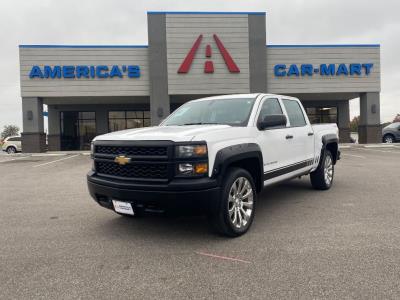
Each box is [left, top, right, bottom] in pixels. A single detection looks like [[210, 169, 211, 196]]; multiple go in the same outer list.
[[114, 155, 131, 165]]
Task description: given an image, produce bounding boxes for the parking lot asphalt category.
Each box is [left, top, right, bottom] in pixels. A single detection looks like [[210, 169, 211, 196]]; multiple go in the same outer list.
[[0, 146, 400, 299]]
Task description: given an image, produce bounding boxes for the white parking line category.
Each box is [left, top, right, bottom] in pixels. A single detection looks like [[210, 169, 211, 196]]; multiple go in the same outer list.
[[364, 144, 396, 148], [0, 156, 28, 163], [358, 148, 400, 154], [31, 153, 66, 157], [32, 154, 80, 168], [342, 154, 366, 159]]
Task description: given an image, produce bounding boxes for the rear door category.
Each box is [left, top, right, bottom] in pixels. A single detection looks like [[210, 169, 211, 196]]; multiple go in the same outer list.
[[254, 97, 291, 173], [281, 98, 314, 167]]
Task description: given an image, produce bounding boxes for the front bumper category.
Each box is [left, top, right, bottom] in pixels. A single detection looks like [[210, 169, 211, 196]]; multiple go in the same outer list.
[[87, 171, 221, 213]]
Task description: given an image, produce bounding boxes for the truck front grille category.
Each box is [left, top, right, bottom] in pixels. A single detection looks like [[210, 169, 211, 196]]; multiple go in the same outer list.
[[95, 161, 168, 180], [95, 145, 167, 157], [93, 142, 172, 181]]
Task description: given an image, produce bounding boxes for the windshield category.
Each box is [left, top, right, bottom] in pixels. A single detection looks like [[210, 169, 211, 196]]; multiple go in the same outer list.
[[387, 122, 400, 128], [162, 98, 256, 127]]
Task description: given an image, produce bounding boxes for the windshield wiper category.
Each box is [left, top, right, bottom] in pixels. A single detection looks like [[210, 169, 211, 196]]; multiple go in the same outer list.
[[180, 122, 223, 126]]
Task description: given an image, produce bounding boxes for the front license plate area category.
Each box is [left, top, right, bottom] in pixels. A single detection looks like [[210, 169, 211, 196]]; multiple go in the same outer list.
[[112, 200, 134, 216]]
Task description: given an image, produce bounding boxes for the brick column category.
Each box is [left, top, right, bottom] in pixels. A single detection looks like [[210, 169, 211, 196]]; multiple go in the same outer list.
[[21, 97, 46, 153], [358, 92, 382, 143], [148, 13, 170, 125]]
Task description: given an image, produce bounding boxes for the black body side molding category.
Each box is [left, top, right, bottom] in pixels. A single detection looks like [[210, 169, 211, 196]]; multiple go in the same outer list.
[[263, 159, 314, 180]]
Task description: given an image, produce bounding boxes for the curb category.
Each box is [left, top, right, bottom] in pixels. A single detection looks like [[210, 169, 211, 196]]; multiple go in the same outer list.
[[340, 144, 400, 149], [3, 151, 91, 157]]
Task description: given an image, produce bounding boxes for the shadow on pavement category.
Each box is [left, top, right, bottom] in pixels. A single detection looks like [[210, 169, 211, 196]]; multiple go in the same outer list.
[[92, 178, 314, 241]]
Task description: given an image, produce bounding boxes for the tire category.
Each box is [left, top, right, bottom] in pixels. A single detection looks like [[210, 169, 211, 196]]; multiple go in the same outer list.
[[6, 146, 16, 154], [310, 150, 334, 190], [383, 134, 394, 143], [210, 167, 257, 237]]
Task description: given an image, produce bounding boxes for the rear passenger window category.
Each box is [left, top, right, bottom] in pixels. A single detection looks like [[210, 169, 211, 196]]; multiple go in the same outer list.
[[282, 99, 306, 127], [258, 98, 283, 118], [8, 137, 20, 141]]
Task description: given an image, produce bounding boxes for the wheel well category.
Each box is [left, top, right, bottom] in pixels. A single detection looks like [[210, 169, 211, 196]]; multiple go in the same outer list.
[[383, 133, 394, 138], [228, 157, 262, 193], [6, 145, 16, 150], [325, 143, 338, 164]]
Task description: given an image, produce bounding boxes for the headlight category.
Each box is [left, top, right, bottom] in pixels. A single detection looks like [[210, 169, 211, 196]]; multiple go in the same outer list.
[[175, 144, 208, 176], [178, 163, 194, 175], [176, 144, 207, 158], [178, 162, 208, 175]]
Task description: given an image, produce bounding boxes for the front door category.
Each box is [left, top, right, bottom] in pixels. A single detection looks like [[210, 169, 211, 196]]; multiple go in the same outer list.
[[60, 111, 96, 150], [255, 97, 291, 174]]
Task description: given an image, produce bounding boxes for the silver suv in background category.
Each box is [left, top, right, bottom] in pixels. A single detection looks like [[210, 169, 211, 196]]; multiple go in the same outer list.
[[382, 122, 400, 143], [1, 136, 22, 154]]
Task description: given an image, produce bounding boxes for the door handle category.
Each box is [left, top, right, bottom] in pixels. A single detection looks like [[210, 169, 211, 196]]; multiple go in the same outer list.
[[285, 134, 294, 139], [308, 132, 314, 136]]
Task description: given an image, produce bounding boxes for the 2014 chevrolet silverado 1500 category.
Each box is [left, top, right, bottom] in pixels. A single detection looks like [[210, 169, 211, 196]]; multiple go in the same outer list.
[[87, 94, 340, 236]]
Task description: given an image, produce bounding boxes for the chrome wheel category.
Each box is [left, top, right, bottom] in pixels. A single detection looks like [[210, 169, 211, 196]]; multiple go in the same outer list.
[[228, 177, 254, 229], [7, 147, 16, 154], [324, 155, 333, 185], [384, 135, 393, 143]]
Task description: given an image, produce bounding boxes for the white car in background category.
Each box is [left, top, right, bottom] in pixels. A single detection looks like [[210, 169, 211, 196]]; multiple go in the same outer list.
[[2, 136, 22, 154]]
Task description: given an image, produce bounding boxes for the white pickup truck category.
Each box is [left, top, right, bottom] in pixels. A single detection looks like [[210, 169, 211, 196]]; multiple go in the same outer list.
[[87, 93, 340, 237]]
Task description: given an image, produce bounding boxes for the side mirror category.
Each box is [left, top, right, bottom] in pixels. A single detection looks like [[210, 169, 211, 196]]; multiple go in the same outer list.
[[257, 114, 287, 130]]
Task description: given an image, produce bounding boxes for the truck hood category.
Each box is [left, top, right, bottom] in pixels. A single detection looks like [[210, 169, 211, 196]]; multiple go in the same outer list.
[[94, 125, 232, 142]]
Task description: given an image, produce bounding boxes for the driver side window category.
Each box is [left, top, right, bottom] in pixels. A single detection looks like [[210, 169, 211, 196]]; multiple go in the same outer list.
[[258, 98, 283, 121]]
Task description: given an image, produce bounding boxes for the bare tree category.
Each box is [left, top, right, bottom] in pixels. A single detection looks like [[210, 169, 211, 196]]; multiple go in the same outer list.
[[1, 125, 19, 139], [349, 116, 360, 132]]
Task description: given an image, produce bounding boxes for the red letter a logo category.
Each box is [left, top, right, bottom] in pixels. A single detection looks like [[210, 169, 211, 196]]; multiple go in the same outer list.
[[177, 34, 240, 74]]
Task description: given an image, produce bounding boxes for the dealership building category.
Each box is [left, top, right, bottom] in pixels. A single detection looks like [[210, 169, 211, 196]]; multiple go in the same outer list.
[[19, 11, 381, 152]]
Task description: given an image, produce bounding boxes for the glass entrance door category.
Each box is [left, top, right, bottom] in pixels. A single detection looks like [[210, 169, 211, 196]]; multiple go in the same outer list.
[[60, 112, 96, 150]]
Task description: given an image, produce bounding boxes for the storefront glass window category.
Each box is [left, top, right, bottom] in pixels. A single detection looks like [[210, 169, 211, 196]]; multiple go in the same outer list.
[[108, 111, 151, 132], [305, 107, 337, 124], [108, 111, 125, 119]]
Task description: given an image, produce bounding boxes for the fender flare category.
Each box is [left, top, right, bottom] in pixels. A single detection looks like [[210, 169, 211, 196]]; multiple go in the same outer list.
[[320, 134, 339, 165], [322, 133, 338, 145], [212, 143, 263, 192]]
